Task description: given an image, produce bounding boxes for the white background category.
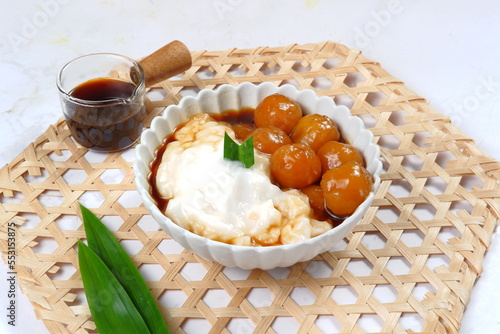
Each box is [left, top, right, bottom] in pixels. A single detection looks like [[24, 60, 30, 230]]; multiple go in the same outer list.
[[1, 0, 499, 333]]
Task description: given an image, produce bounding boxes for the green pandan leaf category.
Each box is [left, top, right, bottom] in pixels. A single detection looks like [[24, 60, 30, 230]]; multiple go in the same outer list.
[[78, 241, 151, 334], [224, 132, 255, 168], [79, 204, 169, 334]]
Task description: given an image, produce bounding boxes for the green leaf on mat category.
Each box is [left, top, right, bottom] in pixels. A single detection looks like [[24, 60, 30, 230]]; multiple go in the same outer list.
[[78, 240, 151, 334], [79, 204, 169, 334]]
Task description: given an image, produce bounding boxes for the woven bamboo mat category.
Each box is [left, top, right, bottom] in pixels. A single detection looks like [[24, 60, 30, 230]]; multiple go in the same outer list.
[[1, 41, 500, 334]]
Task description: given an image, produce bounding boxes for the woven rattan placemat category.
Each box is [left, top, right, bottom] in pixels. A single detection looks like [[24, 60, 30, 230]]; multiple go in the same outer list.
[[1, 41, 499, 333]]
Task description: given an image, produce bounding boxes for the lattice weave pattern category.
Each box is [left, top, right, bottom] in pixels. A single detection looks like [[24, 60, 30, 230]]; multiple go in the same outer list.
[[1, 42, 499, 333]]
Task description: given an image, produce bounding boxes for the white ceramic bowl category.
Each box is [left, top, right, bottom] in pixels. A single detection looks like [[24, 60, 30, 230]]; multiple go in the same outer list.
[[134, 82, 382, 270]]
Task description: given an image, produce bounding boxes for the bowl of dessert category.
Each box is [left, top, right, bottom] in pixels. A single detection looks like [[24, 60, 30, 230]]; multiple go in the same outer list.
[[134, 82, 382, 270]]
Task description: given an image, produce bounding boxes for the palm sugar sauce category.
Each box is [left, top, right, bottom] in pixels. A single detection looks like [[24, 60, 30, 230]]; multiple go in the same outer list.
[[149, 108, 345, 229], [149, 127, 177, 213], [64, 77, 145, 152], [70, 77, 136, 100]]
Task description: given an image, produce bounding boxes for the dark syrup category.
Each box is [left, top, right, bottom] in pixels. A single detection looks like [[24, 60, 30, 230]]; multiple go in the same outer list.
[[70, 77, 136, 100], [63, 78, 145, 152]]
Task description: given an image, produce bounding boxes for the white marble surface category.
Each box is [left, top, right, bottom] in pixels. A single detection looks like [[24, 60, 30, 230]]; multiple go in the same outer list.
[[1, 0, 499, 333]]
